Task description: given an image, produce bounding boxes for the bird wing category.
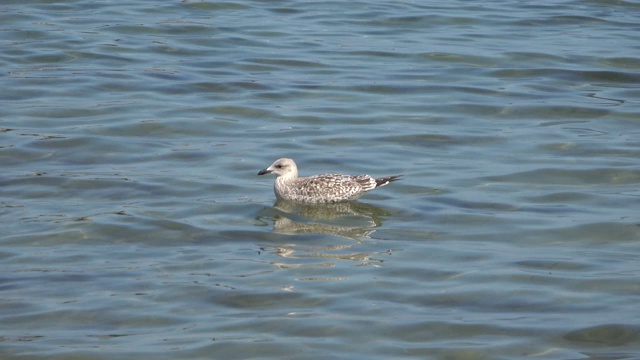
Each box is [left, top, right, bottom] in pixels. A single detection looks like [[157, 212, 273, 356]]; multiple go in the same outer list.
[[295, 174, 365, 201]]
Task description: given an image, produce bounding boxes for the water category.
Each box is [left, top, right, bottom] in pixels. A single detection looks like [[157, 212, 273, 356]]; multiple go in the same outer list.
[[2, 0, 640, 358]]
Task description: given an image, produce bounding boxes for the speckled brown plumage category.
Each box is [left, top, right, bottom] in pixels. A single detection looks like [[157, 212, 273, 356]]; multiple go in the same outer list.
[[257, 158, 401, 203]]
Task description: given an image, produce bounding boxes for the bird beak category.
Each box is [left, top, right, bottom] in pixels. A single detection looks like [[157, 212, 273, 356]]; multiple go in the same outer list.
[[257, 167, 272, 176]]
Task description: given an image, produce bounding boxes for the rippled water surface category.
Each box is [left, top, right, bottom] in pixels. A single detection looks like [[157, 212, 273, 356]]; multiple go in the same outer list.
[[2, 0, 640, 359]]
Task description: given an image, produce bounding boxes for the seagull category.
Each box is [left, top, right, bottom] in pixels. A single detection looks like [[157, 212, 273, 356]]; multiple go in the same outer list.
[[257, 158, 401, 203]]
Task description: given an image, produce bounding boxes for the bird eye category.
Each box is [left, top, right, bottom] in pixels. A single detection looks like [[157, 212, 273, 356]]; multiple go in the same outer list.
[[275, 164, 283, 169]]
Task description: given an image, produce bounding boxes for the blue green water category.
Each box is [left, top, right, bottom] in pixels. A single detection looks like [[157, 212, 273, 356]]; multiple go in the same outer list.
[[2, 0, 640, 359]]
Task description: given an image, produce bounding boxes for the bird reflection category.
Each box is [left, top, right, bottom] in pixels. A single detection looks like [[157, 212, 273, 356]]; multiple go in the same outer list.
[[256, 200, 398, 267], [270, 199, 391, 239]]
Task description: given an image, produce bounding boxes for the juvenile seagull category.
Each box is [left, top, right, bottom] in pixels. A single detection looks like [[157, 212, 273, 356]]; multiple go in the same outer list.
[[257, 158, 401, 203]]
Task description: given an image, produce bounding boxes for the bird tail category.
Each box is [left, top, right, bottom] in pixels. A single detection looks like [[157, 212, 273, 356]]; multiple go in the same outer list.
[[375, 175, 402, 188]]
